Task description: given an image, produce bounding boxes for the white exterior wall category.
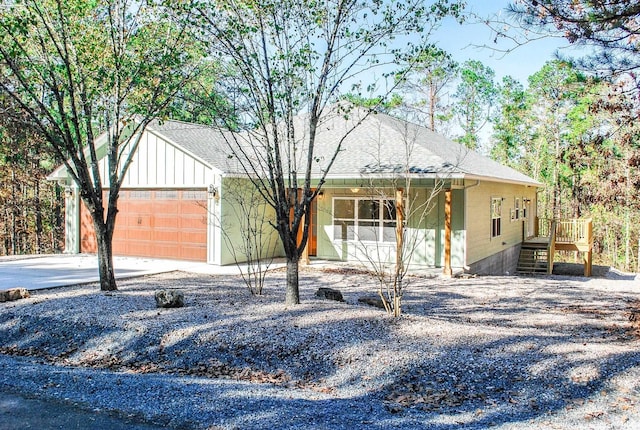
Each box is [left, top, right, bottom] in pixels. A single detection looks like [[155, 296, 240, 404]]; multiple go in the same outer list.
[[64, 186, 81, 254], [99, 131, 214, 188], [92, 129, 221, 263]]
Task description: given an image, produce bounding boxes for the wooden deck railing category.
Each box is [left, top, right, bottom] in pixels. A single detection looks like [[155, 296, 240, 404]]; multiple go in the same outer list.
[[535, 217, 593, 246], [532, 217, 594, 276]]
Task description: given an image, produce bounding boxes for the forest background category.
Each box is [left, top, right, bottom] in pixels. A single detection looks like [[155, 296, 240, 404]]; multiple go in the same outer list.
[[1, 0, 638, 272]]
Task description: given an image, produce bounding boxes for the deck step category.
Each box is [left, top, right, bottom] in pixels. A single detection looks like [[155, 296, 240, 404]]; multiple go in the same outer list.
[[517, 245, 549, 274]]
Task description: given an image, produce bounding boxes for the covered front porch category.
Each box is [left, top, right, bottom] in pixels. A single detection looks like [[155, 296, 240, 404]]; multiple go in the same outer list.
[[307, 179, 466, 272], [517, 217, 594, 276]]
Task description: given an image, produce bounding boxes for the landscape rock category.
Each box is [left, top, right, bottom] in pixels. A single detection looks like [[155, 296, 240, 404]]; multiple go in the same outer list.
[[315, 287, 344, 302], [358, 295, 386, 309], [155, 289, 184, 308], [0, 288, 30, 303]]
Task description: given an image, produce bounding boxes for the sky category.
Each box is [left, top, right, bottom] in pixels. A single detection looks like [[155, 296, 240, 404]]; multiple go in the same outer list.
[[430, 0, 581, 86]]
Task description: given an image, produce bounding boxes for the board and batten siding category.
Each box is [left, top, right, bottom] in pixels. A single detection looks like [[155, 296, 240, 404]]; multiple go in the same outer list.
[[218, 178, 283, 265], [314, 186, 465, 269], [98, 131, 213, 188], [464, 181, 537, 267]]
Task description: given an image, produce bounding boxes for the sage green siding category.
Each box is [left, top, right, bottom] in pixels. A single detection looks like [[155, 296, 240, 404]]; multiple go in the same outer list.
[[315, 184, 465, 269], [218, 178, 283, 265]]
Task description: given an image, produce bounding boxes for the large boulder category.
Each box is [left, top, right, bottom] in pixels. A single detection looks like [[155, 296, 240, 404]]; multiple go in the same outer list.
[[155, 289, 185, 308], [0, 288, 30, 303], [358, 296, 386, 309], [315, 287, 344, 302]]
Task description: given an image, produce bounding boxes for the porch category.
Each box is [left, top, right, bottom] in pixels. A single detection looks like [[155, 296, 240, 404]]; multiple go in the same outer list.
[[517, 217, 594, 276]]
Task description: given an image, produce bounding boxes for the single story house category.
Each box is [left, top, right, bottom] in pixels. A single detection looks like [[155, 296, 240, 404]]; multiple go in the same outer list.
[[48, 109, 541, 275]]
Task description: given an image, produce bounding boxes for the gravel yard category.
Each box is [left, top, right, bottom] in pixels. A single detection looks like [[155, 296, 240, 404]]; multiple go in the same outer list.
[[0, 266, 639, 429]]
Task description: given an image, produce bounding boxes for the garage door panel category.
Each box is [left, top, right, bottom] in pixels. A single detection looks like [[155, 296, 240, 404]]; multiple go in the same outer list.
[[127, 200, 150, 211], [180, 245, 207, 261], [127, 229, 153, 241], [180, 231, 206, 243], [151, 244, 180, 258], [81, 189, 207, 262], [153, 202, 179, 214], [153, 230, 180, 242], [155, 216, 180, 229], [180, 202, 207, 215], [180, 217, 207, 229], [129, 215, 152, 228]]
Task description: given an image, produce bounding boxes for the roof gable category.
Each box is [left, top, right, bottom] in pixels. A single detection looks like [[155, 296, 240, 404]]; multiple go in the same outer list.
[[150, 112, 540, 186], [49, 113, 540, 188]]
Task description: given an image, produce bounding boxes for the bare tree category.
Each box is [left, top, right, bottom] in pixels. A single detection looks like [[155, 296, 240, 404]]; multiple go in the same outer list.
[[349, 114, 445, 317], [0, 0, 203, 290], [190, 0, 465, 305], [219, 178, 278, 295]]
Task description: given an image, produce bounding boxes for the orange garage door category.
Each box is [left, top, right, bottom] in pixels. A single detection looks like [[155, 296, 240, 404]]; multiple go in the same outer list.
[[81, 189, 208, 261]]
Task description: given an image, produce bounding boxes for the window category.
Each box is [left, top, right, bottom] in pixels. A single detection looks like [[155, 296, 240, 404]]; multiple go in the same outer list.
[[183, 190, 207, 200], [333, 198, 397, 242], [129, 190, 151, 199], [522, 197, 528, 219], [491, 197, 502, 238], [511, 197, 520, 221]]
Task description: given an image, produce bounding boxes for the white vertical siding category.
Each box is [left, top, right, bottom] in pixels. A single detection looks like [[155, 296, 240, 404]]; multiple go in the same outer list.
[[148, 133, 157, 184], [98, 130, 212, 188], [155, 134, 166, 185]]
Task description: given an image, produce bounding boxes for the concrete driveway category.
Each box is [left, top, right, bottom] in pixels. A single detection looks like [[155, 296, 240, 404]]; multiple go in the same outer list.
[[0, 254, 224, 291]]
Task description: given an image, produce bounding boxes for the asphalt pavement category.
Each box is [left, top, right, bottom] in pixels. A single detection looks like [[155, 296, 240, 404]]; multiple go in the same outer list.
[[0, 388, 166, 430]]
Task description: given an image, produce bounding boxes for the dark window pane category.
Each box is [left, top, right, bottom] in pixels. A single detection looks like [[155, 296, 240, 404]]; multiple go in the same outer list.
[[358, 200, 379, 220], [334, 199, 354, 219], [383, 201, 396, 220]]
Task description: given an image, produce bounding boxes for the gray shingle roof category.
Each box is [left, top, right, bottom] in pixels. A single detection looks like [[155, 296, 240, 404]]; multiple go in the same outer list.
[[310, 111, 540, 185], [146, 120, 237, 172], [148, 112, 540, 186]]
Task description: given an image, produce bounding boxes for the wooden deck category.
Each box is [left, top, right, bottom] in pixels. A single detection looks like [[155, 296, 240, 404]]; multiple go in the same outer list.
[[518, 218, 594, 276]]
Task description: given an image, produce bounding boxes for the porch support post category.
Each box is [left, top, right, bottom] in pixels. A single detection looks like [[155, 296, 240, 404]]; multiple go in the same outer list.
[[300, 213, 310, 266], [583, 250, 592, 277], [443, 188, 453, 276]]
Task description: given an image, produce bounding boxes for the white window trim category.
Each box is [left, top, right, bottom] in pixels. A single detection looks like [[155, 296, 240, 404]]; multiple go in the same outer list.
[[522, 196, 529, 219], [332, 197, 397, 243], [491, 197, 502, 238], [511, 197, 521, 222]]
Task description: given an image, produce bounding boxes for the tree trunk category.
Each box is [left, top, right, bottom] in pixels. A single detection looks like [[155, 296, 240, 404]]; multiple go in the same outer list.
[[10, 168, 16, 255], [94, 223, 117, 291], [429, 83, 436, 132], [553, 127, 561, 219], [285, 256, 300, 305], [34, 177, 43, 254]]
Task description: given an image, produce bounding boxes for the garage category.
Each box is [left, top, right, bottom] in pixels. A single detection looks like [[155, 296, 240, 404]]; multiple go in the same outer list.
[[80, 189, 208, 261]]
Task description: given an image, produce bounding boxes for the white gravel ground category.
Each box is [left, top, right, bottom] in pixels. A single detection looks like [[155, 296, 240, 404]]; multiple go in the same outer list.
[[0, 266, 639, 429]]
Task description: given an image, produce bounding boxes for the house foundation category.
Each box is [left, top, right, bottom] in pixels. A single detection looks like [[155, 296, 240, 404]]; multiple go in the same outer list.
[[466, 244, 521, 276]]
